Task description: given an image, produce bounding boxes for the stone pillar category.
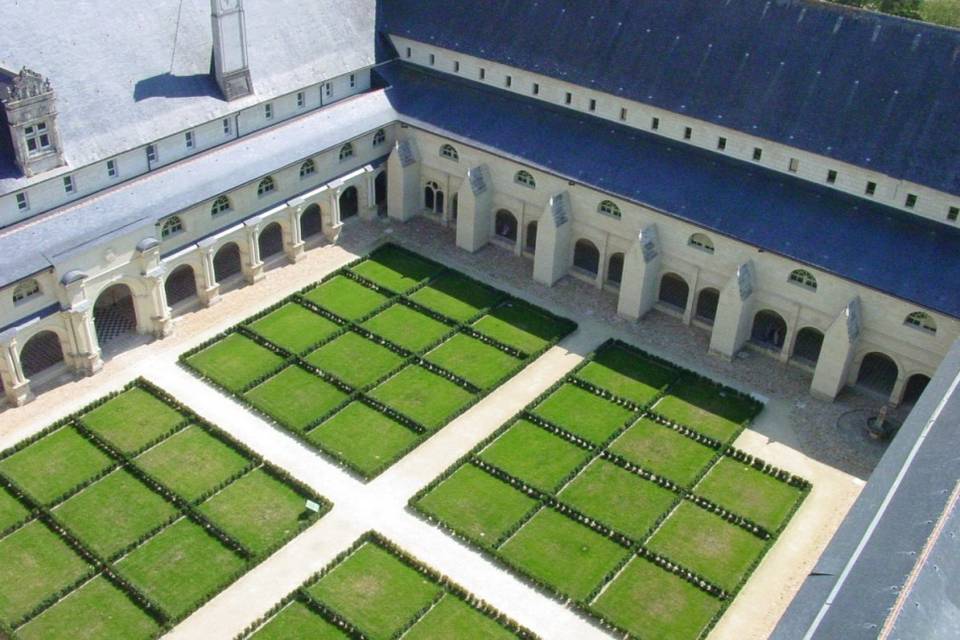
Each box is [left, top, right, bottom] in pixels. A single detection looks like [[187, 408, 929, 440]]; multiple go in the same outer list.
[[683, 268, 700, 325], [709, 261, 756, 359], [532, 192, 573, 287], [197, 240, 221, 306], [242, 224, 264, 284], [284, 206, 305, 262], [323, 192, 342, 243], [63, 303, 102, 375], [360, 171, 378, 221], [144, 268, 173, 338], [387, 139, 421, 222], [513, 207, 525, 257], [779, 303, 802, 363], [617, 225, 662, 320], [0, 331, 32, 406], [811, 297, 862, 401], [455, 165, 494, 253], [594, 234, 608, 289]]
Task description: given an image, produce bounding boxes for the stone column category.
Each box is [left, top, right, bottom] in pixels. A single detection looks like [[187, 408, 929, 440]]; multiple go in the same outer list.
[[682, 268, 700, 325], [63, 304, 103, 375], [360, 171, 377, 221], [514, 206, 525, 257], [387, 139, 421, 222], [284, 206, 305, 262], [0, 331, 32, 406], [455, 165, 494, 253], [709, 261, 756, 359], [532, 192, 574, 287], [197, 240, 221, 306], [779, 303, 802, 363], [811, 297, 862, 401], [617, 225, 662, 320], [242, 224, 264, 284], [322, 192, 342, 243], [144, 268, 173, 338], [594, 234, 608, 289]]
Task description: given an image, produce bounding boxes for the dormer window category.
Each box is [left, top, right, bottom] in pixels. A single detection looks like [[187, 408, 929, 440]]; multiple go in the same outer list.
[[24, 122, 50, 154]]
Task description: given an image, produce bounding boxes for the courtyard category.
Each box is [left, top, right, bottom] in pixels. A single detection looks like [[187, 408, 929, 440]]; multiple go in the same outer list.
[[0, 220, 870, 640]]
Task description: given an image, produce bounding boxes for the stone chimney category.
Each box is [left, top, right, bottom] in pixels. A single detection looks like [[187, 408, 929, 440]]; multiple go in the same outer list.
[[210, 0, 254, 100], [0, 67, 66, 177]]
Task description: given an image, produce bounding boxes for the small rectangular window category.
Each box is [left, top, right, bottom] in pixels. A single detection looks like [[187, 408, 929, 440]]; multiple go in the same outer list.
[[349, 73, 356, 88], [479, 68, 486, 80], [565, 92, 572, 105], [905, 193, 918, 208], [505, 75, 512, 88], [107, 159, 118, 178], [325, 83, 332, 98], [683, 127, 692, 140], [185, 131, 194, 149], [532, 83, 540, 95], [296, 91, 305, 108], [222, 118, 232, 136], [429, 53, 435, 66], [454, 61, 460, 73], [717, 136, 727, 150], [788, 158, 799, 172], [651, 117, 660, 130], [620, 108, 627, 121], [405, 47, 412, 58], [589, 98, 597, 112], [866, 181, 877, 196], [146, 144, 157, 163], [949, 206, 959, 221], [15, 192, 28, 211], [264, 103, 273, 119], [63, 176, 74, 193], [827, 170, 838, 184], [753, 147, 763, 161]]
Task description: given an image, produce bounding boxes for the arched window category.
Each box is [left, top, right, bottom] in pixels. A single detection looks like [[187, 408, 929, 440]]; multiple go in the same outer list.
[[515, 170, 536, 189], [788, 269, 817, 291], [372, 129, 386, 147], [211, 195, 231, 216], [440, 144, 459, 161], [160, 216, 184, 239], [299, 159, 316, 178], [339, 143, 354, 161], [905, 311, 936, 334], [598, 200, 621, 219], [257, 177, 275, 196], [688, 233, 714, 254], [12, 279, 40, 305]]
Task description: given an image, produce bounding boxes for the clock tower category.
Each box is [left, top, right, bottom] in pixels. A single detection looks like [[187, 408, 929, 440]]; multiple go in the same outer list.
[[210, 0, 253, 100]]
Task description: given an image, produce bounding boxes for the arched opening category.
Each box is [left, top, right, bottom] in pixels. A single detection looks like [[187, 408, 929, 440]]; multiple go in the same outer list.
[[695, 288, 719, 324], [375, 172, 387, 214], [750, 310, 788, 351], [607, 253, 624, 286], [658, 273, 689, 311], [902, 374, 931, 406], [573, 239, 600, 276], [258, 223, 284, 261], [213, 242, 242, 282], [856, 352, 899, 398], [791, 327, 824, 366], [424, 184, 435, 211], [301, 204, 322, 240], [20, 331, 64, 379], [93, 284, 137, 346], [495, 210, 518, 242], [525, 221, 537, 252], [435, 190, 445, 215], [164, 265, 198, 307], [451, 194, 459, 222], [339, 187, 359, 221]]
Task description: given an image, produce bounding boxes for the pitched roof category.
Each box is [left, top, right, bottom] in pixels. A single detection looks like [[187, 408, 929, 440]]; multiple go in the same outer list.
[[379, 0, 960, 197]]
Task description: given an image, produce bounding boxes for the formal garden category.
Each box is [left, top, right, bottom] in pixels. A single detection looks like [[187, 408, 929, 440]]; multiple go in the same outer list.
[[0, 379, 329, 640], [239, 532, 539, 640], [181, 243, 576, 479], [411, 339, 811, 640]]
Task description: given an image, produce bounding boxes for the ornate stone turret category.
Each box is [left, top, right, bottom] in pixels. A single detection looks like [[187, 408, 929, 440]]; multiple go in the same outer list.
[[0, 67, 65, 177], [210, 0, 254, 100]]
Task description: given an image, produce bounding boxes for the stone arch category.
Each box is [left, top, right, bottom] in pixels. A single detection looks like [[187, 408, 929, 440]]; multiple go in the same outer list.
[[751, 309, 788, 350], [93, 283, 138, 346], [791, 327, 824, 365], [695, 288, 720, 324], [573, 239, 600, 275], [606, 252, 624, 285], [340, 186, 359, 221], [164, 264, 198, 307], [258, 222, 284, 261], [301, 204, 322, 240], [20, 330, 65, 378], [495, 209, 518, 242], [658, 273, 690, 311], [856, 352, 899, 398], [525, 221, 537, 252], [213, 242, 242, 282], [902, 373, 931, 406]]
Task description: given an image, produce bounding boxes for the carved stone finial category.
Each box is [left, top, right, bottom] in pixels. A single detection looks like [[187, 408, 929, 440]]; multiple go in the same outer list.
[[3, 68, 53, 103]]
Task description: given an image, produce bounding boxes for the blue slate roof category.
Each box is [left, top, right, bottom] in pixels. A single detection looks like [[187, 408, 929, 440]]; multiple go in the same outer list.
[[378, 0, 960, 197], [379, 62, 960, 318]]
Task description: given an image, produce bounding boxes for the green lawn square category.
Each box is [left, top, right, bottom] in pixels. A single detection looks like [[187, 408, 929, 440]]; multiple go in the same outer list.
[[405, 595, 517, 640], [136, 425, 251, 502], [245, 366, 348, 431], [369, 366, 475, 430], [361, 303, 452, 353], [414, 465, 537, 549], [0, 521, 91, 623], [53, 470, 177, 558], [0, 486, 29, 533], [426, 334, 522, 389], [308, 402, 420, 478], [655, 376, 760, 443], [471, 300, 571, 354], [558, 460, 677, 540], [532, 384, 636, 445], [199, 469, 313, 556], [478, 420, 591, 493], [694, 458, 804, 533], [307, 542, 442, 639], [302, 275, 390, 321], [186, 333, 286, 393], [250, 601, 349, 640], [80, 387, 184, 454], [408, 271, 505, 322], [577, 345, 678, 405], [305, 331, 405, 388], [17, 575, 160, 640], [500, 509, 630, 601], [645, 502, 768, 593], [608, 418, 718, 488], [0, 427, 114, 506], [591, 557, 722, 640], [350, 246, 444, 293], [118, 518, 245, 621], [248, 303, 341, 354]]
